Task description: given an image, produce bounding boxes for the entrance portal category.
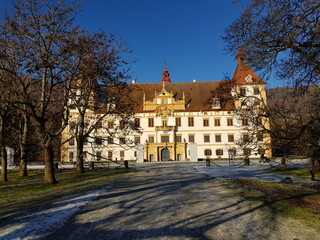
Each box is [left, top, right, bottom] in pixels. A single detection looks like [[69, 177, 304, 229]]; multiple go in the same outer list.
[[161, 148, 170, 161]]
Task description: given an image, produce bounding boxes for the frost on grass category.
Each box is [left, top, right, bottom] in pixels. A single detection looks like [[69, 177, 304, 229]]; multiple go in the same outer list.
[[0, 187, 110, 240]]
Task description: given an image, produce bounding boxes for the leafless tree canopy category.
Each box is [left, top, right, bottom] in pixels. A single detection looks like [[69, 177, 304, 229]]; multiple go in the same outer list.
[[224, 0, 320, 86]]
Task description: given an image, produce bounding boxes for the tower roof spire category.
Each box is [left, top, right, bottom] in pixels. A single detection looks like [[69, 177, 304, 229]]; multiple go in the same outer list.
[[161, 61, 172, 83], [232, 52, 264, 84]]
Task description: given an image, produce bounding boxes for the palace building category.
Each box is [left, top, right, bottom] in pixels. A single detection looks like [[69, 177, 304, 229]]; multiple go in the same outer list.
[[61, 57, 271, 163]]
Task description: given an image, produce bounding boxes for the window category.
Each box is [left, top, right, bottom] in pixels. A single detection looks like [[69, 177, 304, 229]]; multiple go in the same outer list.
[[243, 148, 251, 156], [162, 119, 167, 127], [107, 136, 113, 144], [108, 121, 114, 129], [120, 137, 126, 144], [243, 134, 249, 142], [120, 120, 125, 129], [203, 119, 209, 127], [148, 136, 155, 143], [228, 149, 236, 157], [108, 151, 113, 160], [204, 149, 212, 156], [204, 134, 210, 143], [134, 118, 140, 127], [175, 135, 182, 142], [188, 117, 194, 127], [214, 118, 221, 126], [254, 87, 260, 95], [177, 154, 182, 161], [254, 100, 260, 106], [216, 149, 223, 156], [240, 87, 246, 96], [120, 150, 125, 160], [215, 134, 222, 142], [149, 154, 154, 161], [241, 100, 247, 107], [96, 121, 103, 129], [227, 118, 233, 126], [69, 152, 74, 161], [96, 151, 102, 161], [176, 117, 181, 127], [161, 135, 169, 143], [69, 138, 75, 146], [257, 133, 264, 142], [148, 118, 154, 127], [95, 137, 102, 145], [228, 134, 234, 142], [188, 135, 195, 143], [242, 118, 249, 126], [134, 136, 140, 144]]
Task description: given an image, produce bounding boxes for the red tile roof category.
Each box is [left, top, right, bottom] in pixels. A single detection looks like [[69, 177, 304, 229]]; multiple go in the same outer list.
[[129, 81, 235, 113], [232, 55, 265, 85]]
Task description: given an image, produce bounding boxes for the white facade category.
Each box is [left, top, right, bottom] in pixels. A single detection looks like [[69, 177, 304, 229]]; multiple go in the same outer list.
[[61, 61, 271, 162]]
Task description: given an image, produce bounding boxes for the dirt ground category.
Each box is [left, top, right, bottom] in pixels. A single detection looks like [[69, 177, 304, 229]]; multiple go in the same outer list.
[[43, 162, 319, 240]]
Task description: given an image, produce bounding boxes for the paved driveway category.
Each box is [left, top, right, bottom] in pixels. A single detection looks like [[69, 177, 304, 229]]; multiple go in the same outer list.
[[46, 163, 318, 240]]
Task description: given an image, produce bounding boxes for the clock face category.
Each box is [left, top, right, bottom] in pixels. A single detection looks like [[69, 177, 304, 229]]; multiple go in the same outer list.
[[245, 74, 253, 83]]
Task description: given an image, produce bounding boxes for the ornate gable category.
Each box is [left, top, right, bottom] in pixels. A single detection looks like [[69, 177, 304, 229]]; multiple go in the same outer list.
[[143, 83, 186, 114]]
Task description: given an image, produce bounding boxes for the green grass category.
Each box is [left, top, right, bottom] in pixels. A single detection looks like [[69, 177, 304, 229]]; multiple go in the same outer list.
[[270, 167, 320, 179], [228, 178, 320, 231], [0, 168, 134, 225]]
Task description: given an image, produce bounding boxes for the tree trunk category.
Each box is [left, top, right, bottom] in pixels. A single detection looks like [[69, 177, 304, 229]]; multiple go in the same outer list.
[[43, 140, 57, 184], [311, 158, 319, 173], [206, 158, 211, 167], [19, 113, 29, 177], [76, 113, 85, 174], [0, 146, 7, 182], [244, 157, 250, 166], [311, 149, 320, 173], [76, 138, 85, 174], [0, 114, 8, 182]]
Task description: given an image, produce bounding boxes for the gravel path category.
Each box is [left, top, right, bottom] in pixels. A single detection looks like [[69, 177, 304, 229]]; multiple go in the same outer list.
[[42, 162, 318, 240]]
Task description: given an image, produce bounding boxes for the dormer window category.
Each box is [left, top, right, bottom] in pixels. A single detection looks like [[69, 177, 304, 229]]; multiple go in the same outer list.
[[212, 97, 221, 109]]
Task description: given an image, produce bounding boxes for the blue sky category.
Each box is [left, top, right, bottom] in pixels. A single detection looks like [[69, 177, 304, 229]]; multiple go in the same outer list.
[[76, 0, 274, 85], [0, 0, 279, 87]]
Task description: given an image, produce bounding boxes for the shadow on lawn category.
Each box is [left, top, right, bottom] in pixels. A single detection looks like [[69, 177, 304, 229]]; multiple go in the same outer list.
[[2, 163, 319, 240]]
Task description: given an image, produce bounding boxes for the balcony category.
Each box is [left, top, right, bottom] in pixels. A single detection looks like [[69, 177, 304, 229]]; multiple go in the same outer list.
[[155, 126, 174, 131]]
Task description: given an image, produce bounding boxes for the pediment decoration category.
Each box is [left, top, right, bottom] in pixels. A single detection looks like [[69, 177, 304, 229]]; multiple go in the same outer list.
[[143, 84, 186, 112], [155, 106, 173, 118]]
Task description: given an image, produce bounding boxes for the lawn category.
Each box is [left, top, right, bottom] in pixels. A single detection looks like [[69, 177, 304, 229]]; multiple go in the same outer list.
[[228, 173, 320, 231], [0, 167, 134, 225], [270, 166, 320, 179]]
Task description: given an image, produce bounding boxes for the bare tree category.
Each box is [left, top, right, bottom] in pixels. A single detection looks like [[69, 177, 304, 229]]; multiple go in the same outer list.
[[0, 0, 82, 184], [223, 0, 320, 172], [61, 31, 136, 173], [224, 0, 320, 86], [0, 83, 9, 182], [18, 109, 30, 176], [267, 86, 320, 169]]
